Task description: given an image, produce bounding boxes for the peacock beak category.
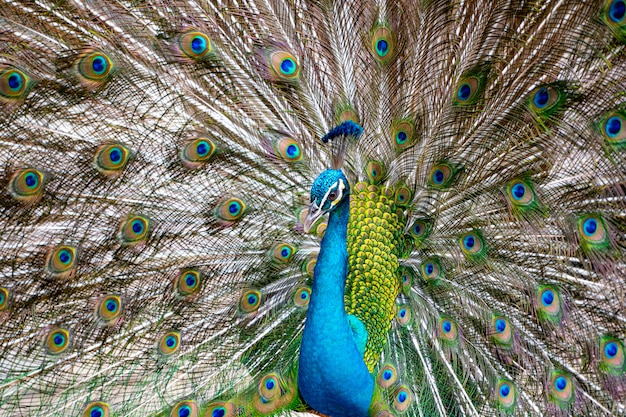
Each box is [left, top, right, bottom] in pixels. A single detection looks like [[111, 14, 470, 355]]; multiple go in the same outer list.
[[303, 203, 324, 233]]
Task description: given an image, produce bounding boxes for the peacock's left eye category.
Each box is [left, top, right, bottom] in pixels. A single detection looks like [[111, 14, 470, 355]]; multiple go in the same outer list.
[[328, 191, 338, 201]]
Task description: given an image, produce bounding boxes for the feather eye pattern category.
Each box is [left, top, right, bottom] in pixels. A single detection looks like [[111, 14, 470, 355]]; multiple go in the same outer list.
[[0, 1, 625, 416]]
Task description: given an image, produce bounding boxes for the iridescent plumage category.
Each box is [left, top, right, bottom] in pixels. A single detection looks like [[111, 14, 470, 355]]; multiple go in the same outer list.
[[0, 1, 625, 416]]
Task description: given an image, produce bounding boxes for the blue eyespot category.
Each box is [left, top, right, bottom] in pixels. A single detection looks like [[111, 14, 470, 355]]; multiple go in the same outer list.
[[542, 290, 554, 306], [8, 72, 23, 91], [583, 218, 598, 236], [399, 308, 407, 318], [442, 320, 452, 333], [605, 341, 618, 358], [132, 220, 144, 234], [58, 249, 72, 264], [92, 56, 107, 75], [511, 183, 526, 200], [280, 58, 296, 75], [433, 169, 444, 184], [228, 202, 241, 215], [605, 116, 622, 137], [457, 83, 471, 101], [265, 379, 275, 390], [212, 409, 226, 417], [383, 370, 393, 380], [554, 376, 567, 391], [178, 405, 191, 417], [425, 263, 434, 275], [24, 172, 38, 188], [463, 235, 475, 249], [396, 131, 408, 144], [90, 407, 103, 417], [247, 294, 258, 305], [610, 0, 626, 23], [286, 144, 300, 157], [166, 335, 177, 348], [191, 36, 207, 54], [185, 274, 197, 287], [495, 318, 506, 333], [300, 291, 308, 300], [376, 39, 389, 56], [109, 148, 122, 164], [53, 333, 65, 346], [500, 384, 510, 397], [196, 141, 209, 156], [106, 300, 117, 312], [533, 87, 549, 108]]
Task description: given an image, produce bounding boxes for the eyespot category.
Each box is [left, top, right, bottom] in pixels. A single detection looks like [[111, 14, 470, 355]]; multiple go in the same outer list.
[[577, 215, 609, 251], [420, 258, 442, 283], [269, 50, 299, 80], [271, 243, 296, 263], [392, 385, 412, 412], [609, 0, 626, 23], [293, 286, 311, 308], [204, 402, 236, 417], [548, 372, 575, 407], [528, 85, 564, 117], [258, 373, 284, 401], [215, 197, 247, 223], [0, 67, 32, 99], [455, 77, 480, 104], [9, 168, 46, 202], [45, 328, 70, 354], [0, 288, 8, 311], [97, 295, 122, 323], [46, 245, 77, 276], [179, 31, 212, 60], [392, 120, 414, 150], [119, 215, 150, 246], [176, 269, 201, 297], [599, 336, 625, 375], [180, 137, 216, 168], [536, 285, 563, 325], [396, 304, 411, 325], [371, 26, 394, 63], [408, 219, 431, 243], [83, 402, 110, 417], [77, 51, 114, 82], [159, 331, 181, 356], [303, 257, 316, 278], [491, 315, 513, 347], [437, 317, 458, 344], [394, 186, 411, 207], [459, 231, 485, 258], [240, 289, 261, 314], [366, 160, 386, 184], [170, 400, 198, 417], [506, 180, 535, 206], [377, 364, 397, 388], [275, 137, 303, 162], [495, 380, 517, 411], [429, 163, 455, 188], [94, 143, 131, 177]]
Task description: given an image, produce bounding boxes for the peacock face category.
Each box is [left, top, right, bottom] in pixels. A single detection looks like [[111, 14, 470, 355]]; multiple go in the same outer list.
[[303, 169, 350, 232]]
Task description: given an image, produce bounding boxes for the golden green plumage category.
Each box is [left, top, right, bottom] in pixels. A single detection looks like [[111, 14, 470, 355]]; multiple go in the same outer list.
[[346, 182, 406, 371]]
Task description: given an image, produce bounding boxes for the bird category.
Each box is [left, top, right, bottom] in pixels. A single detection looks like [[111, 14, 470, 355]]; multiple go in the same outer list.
[[0, 0, 625, 416]]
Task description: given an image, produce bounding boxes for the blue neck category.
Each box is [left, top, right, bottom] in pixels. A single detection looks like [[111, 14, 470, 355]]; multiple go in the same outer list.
[[298, 196, 374, 417]]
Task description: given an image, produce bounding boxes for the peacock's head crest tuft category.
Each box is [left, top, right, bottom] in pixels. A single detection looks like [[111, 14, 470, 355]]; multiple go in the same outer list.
[[304, 169, 350, 232]]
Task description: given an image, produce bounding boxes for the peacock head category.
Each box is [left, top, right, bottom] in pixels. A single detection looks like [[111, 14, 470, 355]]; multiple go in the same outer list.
[[304, 169, 350, 232]]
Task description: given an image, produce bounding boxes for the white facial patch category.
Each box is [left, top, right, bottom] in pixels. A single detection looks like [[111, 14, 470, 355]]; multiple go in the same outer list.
[[319, 178, 345, 210]]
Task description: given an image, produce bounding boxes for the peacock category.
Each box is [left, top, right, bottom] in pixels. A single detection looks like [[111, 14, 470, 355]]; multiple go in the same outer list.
[[1, 0, 626, 416]]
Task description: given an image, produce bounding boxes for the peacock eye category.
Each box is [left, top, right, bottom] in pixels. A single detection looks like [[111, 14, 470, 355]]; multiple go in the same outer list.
[[328, 191, 338, 201]]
